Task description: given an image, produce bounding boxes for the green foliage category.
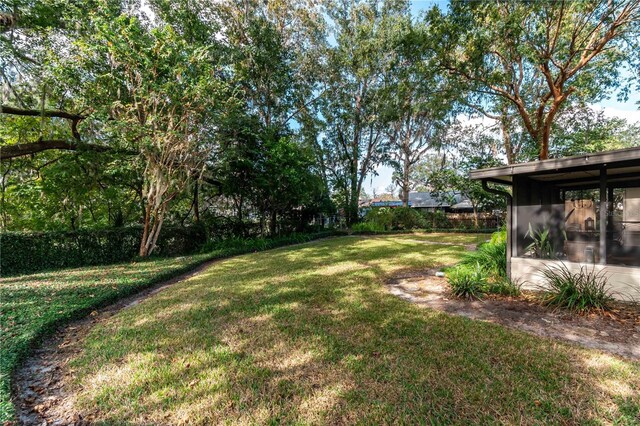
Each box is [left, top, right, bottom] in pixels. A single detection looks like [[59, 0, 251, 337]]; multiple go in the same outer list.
[[429, 0, 638, 160], [359, 207, 427, 232], [422, 210, 450, 230], [490, 227, 507, 244], [319, 1, 410, 225], [461, 239, 507, 280], [362, 207, 394, 231], [551, 106, 640, 158], [525, 223, 555, 259], [447, 263, 488, 299], [452, 228, 519, 297], [0, 229, 340, 422], [540, 263, 614, 313], [0, 227, 207, 276], [351, 222, 386, 232], [200, 231, 340, 254], [486, 279, 521, 297], [391, 207, 427, 230]]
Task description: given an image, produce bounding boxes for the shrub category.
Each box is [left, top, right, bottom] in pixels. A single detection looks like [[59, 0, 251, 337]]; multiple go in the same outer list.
[[351, 222, 386, 232], [447, 264, 488, 299], [0, 226, 207, 276], [539, 263, 613, 313], [490, 227, 507, 244], [422, 210, 450, 229], [199, 231, 340, 254], [391, 207, 427, 230], [525, 223, 555, 259], [459, 230, 507, 279], [363, 207, 394, 230]]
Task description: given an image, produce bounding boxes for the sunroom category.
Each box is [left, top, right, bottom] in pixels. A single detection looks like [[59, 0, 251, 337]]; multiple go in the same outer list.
[[470, 147, 640, 301]]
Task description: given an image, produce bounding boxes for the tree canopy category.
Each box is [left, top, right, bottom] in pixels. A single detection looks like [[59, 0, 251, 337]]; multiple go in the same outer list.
[[1, 0, 639, 249]]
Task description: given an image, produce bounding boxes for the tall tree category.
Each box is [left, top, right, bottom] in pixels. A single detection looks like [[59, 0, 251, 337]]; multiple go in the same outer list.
[[320, 0, 408, 225], [79, 13, 234, 256], [385, 19, 453, 206], [431, 0, 640, 160], [424, 122, 506, 226]]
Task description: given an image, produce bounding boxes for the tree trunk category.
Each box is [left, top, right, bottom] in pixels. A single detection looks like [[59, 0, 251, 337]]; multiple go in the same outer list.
[[270, 210, 277, 236], [500, 107, 515, 164], [401, 154, 410, 207], [348, 157, 359, 226], [139, 205, 166, 257], [193, 182, 200, 223], [139, 204, 152, 257]]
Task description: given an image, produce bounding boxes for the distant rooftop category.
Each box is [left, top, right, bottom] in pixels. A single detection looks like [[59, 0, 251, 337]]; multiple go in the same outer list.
[[408, 191, 467, 209]]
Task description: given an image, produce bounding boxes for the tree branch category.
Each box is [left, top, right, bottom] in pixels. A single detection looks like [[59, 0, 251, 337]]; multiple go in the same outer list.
[[1, 105, 85, 121], [0, 139, 136, 160]]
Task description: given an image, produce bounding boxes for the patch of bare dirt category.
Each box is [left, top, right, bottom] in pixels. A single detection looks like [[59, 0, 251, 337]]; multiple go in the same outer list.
[[387, 269, 640, 360]]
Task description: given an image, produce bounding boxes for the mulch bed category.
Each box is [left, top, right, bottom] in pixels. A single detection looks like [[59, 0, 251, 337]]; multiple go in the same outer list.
[[387, 269, 640, 360]]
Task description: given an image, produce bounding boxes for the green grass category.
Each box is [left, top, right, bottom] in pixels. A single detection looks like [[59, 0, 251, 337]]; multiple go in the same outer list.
[[384, 231, 491, 245], [61, 236, 638, 425], [0, 253, 215, 421], [0, 231, 338, 422]]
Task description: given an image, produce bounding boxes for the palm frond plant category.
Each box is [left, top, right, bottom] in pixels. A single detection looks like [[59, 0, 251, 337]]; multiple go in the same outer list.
[[525, 223, 555, 259]]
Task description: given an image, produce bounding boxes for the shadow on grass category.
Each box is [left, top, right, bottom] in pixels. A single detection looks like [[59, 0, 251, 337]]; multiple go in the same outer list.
[[68, 236, 639, 425]]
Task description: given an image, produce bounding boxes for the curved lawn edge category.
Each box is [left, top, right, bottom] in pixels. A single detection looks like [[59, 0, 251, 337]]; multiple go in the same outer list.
[[0, 231, 340, 423], [18, 236, 639, 425]]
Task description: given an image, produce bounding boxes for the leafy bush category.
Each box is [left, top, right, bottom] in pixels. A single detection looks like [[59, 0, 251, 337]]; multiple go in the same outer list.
[[1, 226, 341, 276], [450, 228, 518, 297], [460, 230, 507, 279], [200, 231, 340, 254], [422, 210, 450, 230], [0, 226, 207, 276], [490, 227, 507, 244], [539, 263, 613, 313], [392, 207, 427, 230], [447, 264, 488, 299], [351, 222, 386, 232], [363, 207, 394, 230]]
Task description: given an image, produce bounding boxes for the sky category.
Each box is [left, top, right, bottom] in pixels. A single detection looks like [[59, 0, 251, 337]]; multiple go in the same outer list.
[[362, 0, 640, 197]]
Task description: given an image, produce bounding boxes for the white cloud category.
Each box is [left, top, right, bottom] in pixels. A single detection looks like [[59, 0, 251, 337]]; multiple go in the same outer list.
[[593, 105, 640, 124]]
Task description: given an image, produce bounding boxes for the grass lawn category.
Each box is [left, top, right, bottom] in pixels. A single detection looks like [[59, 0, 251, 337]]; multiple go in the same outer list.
[[384, 231, 491, 245], [60, 235, 638, 424], [0, 253, 217, 422], [0, 231, 339, 422]]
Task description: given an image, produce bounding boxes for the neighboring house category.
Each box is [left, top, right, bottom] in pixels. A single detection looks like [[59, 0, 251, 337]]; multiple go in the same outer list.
[[470, 146, 640, 301], [359, 192, 475, 212]]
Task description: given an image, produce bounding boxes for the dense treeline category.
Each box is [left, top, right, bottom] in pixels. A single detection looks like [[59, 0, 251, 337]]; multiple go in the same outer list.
[[1, 0, 639, 256]]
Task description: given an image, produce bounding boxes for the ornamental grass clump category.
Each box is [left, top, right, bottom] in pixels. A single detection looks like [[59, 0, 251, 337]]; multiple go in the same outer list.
[[486, 279, 521, 297], [460, 237, 507, 279], [540, 263, 613, 313], [447, 263, 487, 300]]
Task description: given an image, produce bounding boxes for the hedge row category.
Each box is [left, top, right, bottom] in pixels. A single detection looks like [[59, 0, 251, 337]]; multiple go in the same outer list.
[[0, 226, 207, 276], [349, 228, 497, 235]]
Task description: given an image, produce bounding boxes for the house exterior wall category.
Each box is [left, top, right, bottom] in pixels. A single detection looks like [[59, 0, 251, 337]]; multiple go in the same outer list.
[[511, 257, 640, 302]]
